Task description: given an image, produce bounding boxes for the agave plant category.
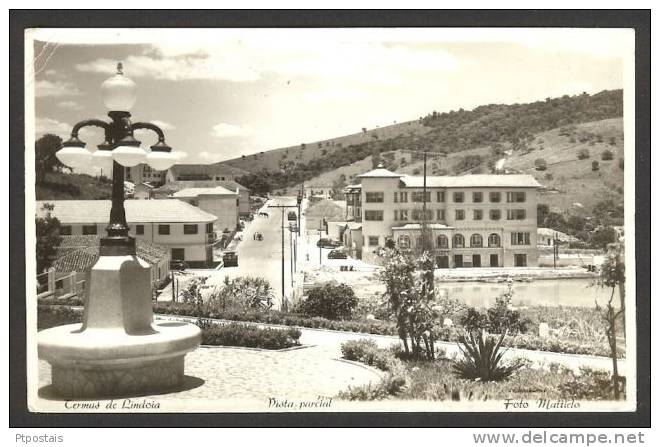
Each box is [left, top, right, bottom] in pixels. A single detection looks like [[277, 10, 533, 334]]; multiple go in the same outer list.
[[452, 330, 524, 381]]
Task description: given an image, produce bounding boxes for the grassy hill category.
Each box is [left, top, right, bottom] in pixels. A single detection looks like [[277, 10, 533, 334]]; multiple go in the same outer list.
[[36, 172, 112, 201]]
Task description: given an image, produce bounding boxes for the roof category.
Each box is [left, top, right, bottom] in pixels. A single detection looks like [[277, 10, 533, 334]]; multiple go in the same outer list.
[[356, 167, 403, 178], [153, 180, 249, 194], [346, 223, 362, 230], [135, 182, 155, 189], [537, 227, 579, 242], [53, 236, 169, 273], [392, 223, 452, 230], [36, 199, 217, 224], [171, 186, 239, 198], [400, 174, 543, 188]]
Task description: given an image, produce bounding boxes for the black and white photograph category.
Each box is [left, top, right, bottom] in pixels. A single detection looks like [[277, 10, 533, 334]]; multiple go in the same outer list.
[[12, 11, 649, 426]]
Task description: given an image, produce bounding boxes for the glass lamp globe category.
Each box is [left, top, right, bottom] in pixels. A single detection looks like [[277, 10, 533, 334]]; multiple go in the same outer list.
[[146, 150, 178, 171], [56, 146, 92, 168], [101, 63, 137, 112], [113, 145, 146, 167]]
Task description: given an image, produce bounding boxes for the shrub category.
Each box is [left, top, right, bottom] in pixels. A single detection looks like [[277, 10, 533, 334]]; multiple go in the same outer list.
[[461, 307, 489, 334], [544, 173, 553, 181], [298, 282, 358, 320], [534, 158, 547, 171], [200, 322, 301, 350], [618, 158, 624, 170], [592, 161, 600, 171], [37, 305, 82, 330], [601, 150, 614, 161], [341, 339, 378, 361], [577, 149, 590, 160], [452, 331, 525, 381], [486, 284, 528, 335], [558, 367, 626, 400]]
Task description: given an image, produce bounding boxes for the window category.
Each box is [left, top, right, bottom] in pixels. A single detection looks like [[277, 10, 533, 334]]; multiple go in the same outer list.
[[206, 223, 213, 233], [514, 254, 528, 267], [507, 209, 527, 220], [184, 224, 198, 235], [470, 234, 483, 248], [399, 210, 408, 221], [171, 248, 185, 261], [455, 210, 465, 220], [436, 209, 445, 220], [436, 235, 448, 249], [411, 191, 431, 203], [59, 225, 72, 236], [394, 192, 398, 203], [398, 234, 411, 249], [365, 192, 384, 203], [473, 192, 483, 203], [364, 210, 384, 221], [368, 236, 379, 246], [489, 192, 501, 203], [158, 224, 171, 235], [488, 233, 501, 248], [511, 232, 531, 245], [490, 209, 501, 221], [453, 192, 464, 203], [507, 191, 526, 203], [412, 209, 432, 221], [399, 192, 408, 203], [135, 224, 144, 235], [82, 225, 97, 235], [436, 191, 445, 202], [453, 234, 465, 248], [473, 209, 483, 220]]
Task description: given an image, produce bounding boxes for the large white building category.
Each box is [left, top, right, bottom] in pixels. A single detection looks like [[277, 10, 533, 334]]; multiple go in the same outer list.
[[37, 200, 218, 267], [170, 186, 240, 233], [343, 166, 543, 267]]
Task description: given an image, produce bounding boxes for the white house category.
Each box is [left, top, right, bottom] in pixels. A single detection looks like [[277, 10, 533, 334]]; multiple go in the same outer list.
[[37, 200, 218, 267], [170, 186, 240, 233]]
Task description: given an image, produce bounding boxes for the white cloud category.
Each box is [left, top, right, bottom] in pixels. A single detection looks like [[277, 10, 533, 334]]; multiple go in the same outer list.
[[57, 100, 84, 110], [35, 117, 71, 136], [212, 123, 253, 139], [35, 79, 80, 97]]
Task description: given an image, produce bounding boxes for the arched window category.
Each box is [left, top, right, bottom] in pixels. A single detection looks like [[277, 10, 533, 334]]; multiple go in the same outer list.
[[453, 234, 465, 248], [470, 234, 483, 248], [436, 235, 449, 249], [488, 233, 501, 248], [397, 234, 411, 249]]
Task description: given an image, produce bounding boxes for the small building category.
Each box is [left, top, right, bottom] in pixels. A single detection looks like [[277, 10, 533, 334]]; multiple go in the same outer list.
[[37, 199, 218, 268], [537, 227, 580, 246], [124, 164, 167, 186], [170, 186, 240, 234], [304, 184, 334, 199], [166, 163, 248, 183], [133, 182, 156, 200], [153, 180, 251, 217]]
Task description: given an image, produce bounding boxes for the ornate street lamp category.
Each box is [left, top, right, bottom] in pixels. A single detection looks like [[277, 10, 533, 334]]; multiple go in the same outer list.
[[40, 63, 199, 399], [56, 63, 181, 256]]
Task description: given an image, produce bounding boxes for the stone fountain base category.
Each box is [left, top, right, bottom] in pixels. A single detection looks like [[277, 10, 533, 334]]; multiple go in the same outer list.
[[37, 255, 201, 399]]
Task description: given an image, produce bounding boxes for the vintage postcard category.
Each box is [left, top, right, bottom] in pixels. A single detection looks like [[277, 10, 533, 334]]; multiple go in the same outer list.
[[23, 25, 639, 415]]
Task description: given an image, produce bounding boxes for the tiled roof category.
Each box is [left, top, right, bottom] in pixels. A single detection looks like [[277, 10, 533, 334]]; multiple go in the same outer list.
[[400, 174, 543, 188], [153, 180, 249, 194], [171, 186, 238, 198], [356, 167, 403, 178], [53, 236, 169, 273], [36, 199, 217, 224]]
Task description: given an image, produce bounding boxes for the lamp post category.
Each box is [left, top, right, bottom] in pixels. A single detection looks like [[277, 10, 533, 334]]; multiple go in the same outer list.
[[38, 63, 200, 399]]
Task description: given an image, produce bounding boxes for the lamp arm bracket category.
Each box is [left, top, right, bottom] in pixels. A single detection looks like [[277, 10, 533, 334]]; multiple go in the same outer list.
[[71, 119, 110, 136], [131, 122, 166, 141]]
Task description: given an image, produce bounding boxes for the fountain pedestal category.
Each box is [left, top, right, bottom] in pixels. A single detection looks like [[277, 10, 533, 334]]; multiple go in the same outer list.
[[38, 255, 201, 399]]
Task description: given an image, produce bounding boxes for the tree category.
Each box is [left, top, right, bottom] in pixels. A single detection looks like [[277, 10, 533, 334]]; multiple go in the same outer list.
[[578, 148, 590, 160], [591, 226, 618, 250], [595, 245, 625, 399], [544, 212, 567, 231], [534, 158, 547, 171], [35, 134, 68, 183], [537, 204, 550, 226], [592, 161, 600, 171], [601, 150, 614, 161], [35, 203, 62, 274], [298, 282, 357, 320]]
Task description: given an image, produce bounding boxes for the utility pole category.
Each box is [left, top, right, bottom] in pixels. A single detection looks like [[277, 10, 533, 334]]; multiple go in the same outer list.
[[319, 219, 323, 266], [269, 202, 299, 309]]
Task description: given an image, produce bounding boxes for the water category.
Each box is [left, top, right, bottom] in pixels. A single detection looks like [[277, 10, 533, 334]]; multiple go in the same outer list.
[[435, 278, 621, 308]]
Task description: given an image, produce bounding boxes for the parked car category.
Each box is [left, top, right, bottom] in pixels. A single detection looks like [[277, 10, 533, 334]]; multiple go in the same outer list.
[[170, 260, 189, 271], [328, 249, 347, 259], [317, 238, 341, 249], [223, 251, 239, 267]]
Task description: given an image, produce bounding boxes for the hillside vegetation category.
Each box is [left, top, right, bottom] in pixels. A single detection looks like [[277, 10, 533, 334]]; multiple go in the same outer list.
[[36, 172, 112, 200], [230, 90, 623, 207]]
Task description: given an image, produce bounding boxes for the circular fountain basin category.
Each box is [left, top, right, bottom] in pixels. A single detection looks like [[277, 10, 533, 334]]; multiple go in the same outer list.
[[38, 321, 201, 399]]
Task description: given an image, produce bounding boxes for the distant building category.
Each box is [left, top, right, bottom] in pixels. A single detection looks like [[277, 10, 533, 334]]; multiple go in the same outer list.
[[304, 184, 334, 199], [124, 164, 167, 186], [170, 186, 240, 233], [37, 200, 217, 267], [153, 180, 251, 217], [166, 163, 247, 183], [133, 182, 156, 200], [344, 166, 543, 267], [537, 228, 580, 246]]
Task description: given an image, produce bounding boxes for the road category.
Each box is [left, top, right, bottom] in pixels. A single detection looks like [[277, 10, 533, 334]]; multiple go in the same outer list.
[[211, 196, 299, 310]]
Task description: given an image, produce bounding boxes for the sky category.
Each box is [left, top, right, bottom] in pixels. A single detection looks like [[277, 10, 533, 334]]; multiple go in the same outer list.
[[29, 28, 631, 167]]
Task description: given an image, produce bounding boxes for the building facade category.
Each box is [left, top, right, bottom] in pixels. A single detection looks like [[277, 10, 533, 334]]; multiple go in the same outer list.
[[170, 186, 240, 233], [153, 180, 251, 217], [344, 167, 543, 267], [37, 200, 217, 267], [124, 164, 167, 186]]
